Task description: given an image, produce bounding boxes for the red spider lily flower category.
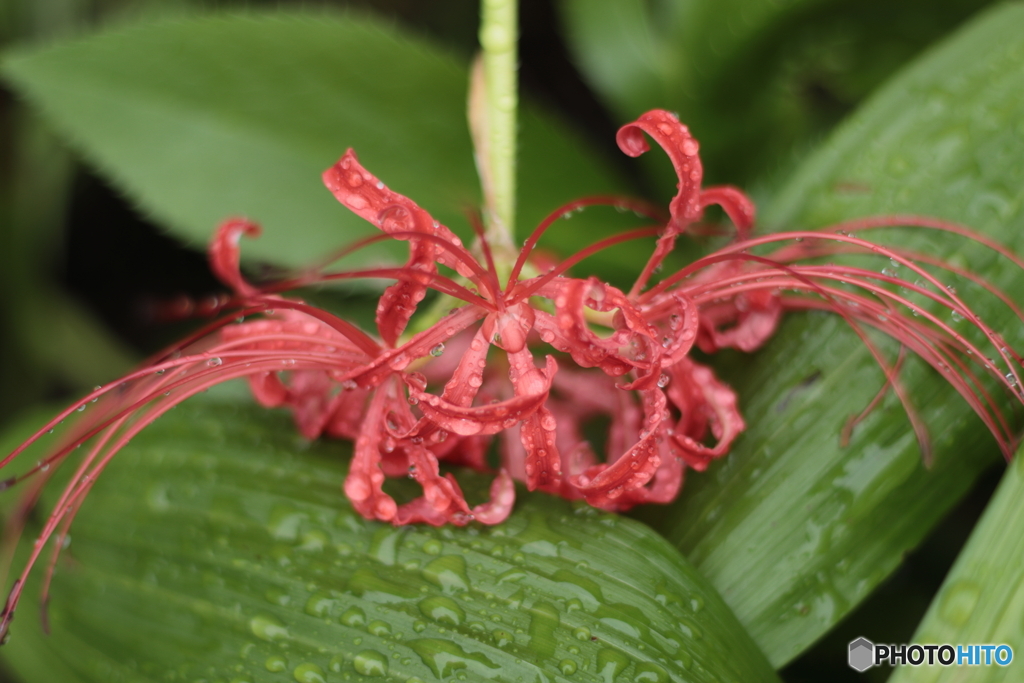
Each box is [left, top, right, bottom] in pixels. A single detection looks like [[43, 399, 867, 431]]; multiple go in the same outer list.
[[2, 109, 1023, 640]]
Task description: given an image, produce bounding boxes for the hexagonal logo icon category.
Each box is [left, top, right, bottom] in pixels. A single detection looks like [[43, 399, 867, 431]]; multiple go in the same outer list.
[[849, 637, 875, 672]]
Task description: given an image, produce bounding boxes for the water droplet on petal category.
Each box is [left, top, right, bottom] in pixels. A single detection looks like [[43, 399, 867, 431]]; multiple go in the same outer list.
[[345, 195, 369, 210], [430, 343, 445, 357]]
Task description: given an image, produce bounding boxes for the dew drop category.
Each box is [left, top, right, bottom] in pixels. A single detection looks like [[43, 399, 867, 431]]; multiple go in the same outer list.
[[304, 593, 333, 618], [265, 655, 287, 673], [418, 596, 465, 626], [939, 579, 980, 627], [492, 629, 513, 647], [367, 620, 392, 637], [597, 648, 631, 681], [422, 555, 470, 593], [249, 614, 288, 641], [341, 606, 367, 628], [207, 357, 223, 367], [657, 373, 670, 388], [346, 195, 369, 210], [635, 662, 669, 683], [353, 650, 388, 677], [430, 343, 445, 357], [264, 586, 290, 607], [292, 662, 327, 683]]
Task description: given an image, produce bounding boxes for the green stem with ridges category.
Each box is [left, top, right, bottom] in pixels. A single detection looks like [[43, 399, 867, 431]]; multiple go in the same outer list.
[[477, 0, 518, 265]]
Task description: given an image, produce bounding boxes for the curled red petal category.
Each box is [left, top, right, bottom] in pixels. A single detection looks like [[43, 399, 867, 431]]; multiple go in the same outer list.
[[393, 445, 469, 525], [220, 308, 372, 438], [696, 280, 783, 353], [625, 444, 685, 506], [407, 354, 556, 436], [322, 149, 470, 276], [245, 372, 288, 407], [344, 382, 400, 522], [519, 407, 562, 492], [394, 468, 515, 527], [643, 290, 701, 364], [470, 470, 516, 525], [700, 185, 756, 239], [323, 386, 373, 441], [209, 219, 261, 298], [506, 349, 562, 491], [616, 110, 703, 232], [374, 230, 438, 345], [398, 327, 491, 445], [534, 278, 662, 384], [568, 388, 665, 509], [665, 358, 745, 471], [439, 328, 490, 408]]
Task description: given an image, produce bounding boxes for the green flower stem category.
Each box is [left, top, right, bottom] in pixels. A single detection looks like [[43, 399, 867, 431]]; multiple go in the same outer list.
[[476, 0, 518, 263]]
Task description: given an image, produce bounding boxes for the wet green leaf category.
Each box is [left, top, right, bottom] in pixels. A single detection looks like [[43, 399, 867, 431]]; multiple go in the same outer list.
[[645, 3, 1024, 666], [1, 13, 636, 272], [889, 451, 1024, 683], [1, 399, 780, 683]]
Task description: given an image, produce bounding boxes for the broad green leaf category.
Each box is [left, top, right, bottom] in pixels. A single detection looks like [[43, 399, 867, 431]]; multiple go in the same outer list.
[[889, 452, 1024, 683], [1, 13, 638, 273], [1, 398, 780, 683], [559, 0, 996, 184], [643, 3, 1024, 667]]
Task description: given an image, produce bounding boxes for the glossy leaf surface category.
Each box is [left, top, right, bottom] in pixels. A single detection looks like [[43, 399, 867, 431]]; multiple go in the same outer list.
[[1, 399, 780, 683], [889, 451, 1024, 683], [648, 4, 1024, 666]]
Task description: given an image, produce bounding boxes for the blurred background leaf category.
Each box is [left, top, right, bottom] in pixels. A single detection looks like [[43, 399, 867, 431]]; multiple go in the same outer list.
[[559, 0, 998, 191], [1, 12, 638, 274]]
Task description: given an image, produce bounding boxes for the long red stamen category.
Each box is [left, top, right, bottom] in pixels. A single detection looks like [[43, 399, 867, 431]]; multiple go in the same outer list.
[[649, 230, 1022, 376], [510, 227, 660, 303], [685, 252, 1020, 457], [467, 210, 503, 305], [507, 196, 662, 291]]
